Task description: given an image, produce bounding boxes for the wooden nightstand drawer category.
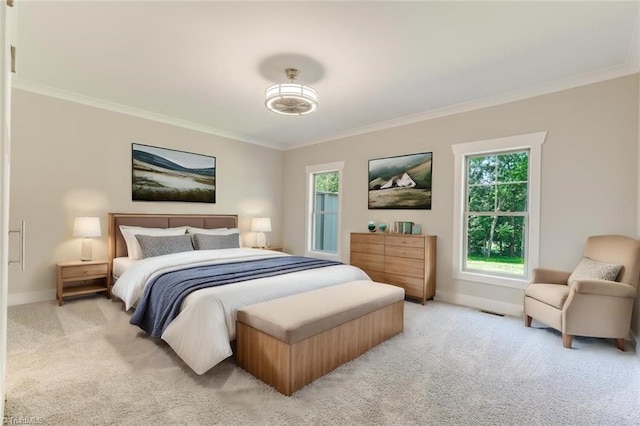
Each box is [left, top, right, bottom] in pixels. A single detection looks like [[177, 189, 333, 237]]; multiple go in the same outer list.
[[61, 263, 108, 279]]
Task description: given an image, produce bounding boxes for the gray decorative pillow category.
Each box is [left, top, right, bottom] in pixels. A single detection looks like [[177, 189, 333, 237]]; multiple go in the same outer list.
[[135, 234, 194, 258], [567, 257, 623, 286], [192, 233, 240, 250]]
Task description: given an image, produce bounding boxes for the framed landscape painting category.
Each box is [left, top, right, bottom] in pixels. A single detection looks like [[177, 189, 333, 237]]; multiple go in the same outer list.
[[368, 152, 432, 209], [132, 143, 216, 203]]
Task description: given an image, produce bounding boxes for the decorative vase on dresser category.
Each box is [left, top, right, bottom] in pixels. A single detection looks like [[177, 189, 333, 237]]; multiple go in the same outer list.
[[350, 232, 436, 305]]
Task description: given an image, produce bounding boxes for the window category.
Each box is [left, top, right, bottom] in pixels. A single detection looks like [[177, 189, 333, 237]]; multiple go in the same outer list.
[[452, 132, 546, 288], [466, 151, 528, 276], [305, 162, 344, 260]]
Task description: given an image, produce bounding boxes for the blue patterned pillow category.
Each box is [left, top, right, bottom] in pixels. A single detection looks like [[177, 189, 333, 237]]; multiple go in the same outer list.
[[192, 233, 240, 250], [135, 234, 194, 258]]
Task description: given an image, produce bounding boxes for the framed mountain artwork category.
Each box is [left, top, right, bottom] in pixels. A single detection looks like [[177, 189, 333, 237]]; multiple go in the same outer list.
[[368, 152, 432, 209], [132, 143, 216, 203]]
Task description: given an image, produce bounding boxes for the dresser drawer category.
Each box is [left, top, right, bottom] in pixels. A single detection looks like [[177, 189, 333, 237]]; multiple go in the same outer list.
[[351, 242, 384, 255], [351, 233, 385, 245], [385, 235, 424, 248], [364, 270, 386, 283], [385, 273, 424, 299], [384, 256, 424, 278], [385, 245, 424, 260], [350, 253, 384, 272], [61, 263, 108, 279]]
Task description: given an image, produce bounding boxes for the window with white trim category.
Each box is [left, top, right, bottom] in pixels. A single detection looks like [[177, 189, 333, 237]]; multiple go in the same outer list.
[[305, 162, 344, 260], [452, 132, 546, 289]]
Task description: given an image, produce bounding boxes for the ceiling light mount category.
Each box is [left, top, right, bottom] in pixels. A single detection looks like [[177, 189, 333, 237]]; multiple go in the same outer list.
[[284, 67, 299, 81], [265, 68, 318, 116]]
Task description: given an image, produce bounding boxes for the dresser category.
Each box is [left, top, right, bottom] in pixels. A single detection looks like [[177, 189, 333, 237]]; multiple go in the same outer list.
[[350, 233, 436, 304]]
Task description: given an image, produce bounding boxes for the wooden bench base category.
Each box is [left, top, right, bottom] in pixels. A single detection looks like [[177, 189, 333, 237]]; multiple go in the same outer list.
[[236, 300, 404, 396]]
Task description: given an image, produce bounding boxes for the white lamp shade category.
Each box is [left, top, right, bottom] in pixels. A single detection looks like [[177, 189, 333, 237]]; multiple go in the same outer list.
[[73, 217, 102, 238], [251, 217, 272, 233]]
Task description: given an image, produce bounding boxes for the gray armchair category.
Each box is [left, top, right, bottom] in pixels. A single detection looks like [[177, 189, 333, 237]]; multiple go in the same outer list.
[[524, 235, 640, 350]]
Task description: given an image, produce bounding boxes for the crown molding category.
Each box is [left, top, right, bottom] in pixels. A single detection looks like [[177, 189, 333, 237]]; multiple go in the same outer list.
[[288, 63, 640, 150], [10, 78, 285, 151]]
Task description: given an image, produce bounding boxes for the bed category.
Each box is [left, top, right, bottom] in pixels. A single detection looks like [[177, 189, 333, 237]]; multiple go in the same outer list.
[[108, 213, 371, 374]]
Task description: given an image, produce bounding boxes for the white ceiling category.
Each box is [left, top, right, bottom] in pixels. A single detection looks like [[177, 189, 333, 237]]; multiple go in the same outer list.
[[14, 1, 640, 150]]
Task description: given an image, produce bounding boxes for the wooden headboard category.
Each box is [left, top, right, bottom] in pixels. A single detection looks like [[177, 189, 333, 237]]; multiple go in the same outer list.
[[108, 213, 238, 262]]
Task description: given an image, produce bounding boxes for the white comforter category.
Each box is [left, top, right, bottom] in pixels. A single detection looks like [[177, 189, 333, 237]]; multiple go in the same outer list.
[[112, 248, 370, 374]]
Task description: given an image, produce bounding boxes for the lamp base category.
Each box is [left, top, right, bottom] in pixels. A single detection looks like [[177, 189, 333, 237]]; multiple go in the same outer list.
[[81, 238, 93, 261], [256, 232, 267, 249]]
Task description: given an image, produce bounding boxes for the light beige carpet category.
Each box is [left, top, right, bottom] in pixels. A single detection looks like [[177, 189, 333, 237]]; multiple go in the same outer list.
[[4, 296, 640, 425]]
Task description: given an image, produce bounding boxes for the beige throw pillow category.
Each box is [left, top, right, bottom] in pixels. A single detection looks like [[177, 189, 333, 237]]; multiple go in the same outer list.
[[567, 257, 622, 286]]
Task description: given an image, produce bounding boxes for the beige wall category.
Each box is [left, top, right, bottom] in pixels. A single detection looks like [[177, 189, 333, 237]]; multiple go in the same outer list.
[[8, 89, 283, 303], [283, 75, 639, 321]]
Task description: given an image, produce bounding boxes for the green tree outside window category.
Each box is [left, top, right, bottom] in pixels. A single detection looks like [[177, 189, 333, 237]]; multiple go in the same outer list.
[[466, 150, 529, 275]]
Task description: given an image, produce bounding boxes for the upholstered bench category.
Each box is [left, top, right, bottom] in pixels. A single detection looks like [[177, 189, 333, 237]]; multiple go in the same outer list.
[[235, 280, 404, 396]]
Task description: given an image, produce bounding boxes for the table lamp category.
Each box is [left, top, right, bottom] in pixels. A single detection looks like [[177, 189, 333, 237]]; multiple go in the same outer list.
[[251, 217, 271, 248], [73, 217, 101, 261]]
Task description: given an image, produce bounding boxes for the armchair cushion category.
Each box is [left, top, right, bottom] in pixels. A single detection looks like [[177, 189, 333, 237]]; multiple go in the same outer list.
[[525, 283, 570, 309], [567, 257, 622, 287]]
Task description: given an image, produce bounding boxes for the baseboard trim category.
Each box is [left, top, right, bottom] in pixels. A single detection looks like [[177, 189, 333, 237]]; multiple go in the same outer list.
[[435, 290, 523, 318], [8, 290, 56, 306]]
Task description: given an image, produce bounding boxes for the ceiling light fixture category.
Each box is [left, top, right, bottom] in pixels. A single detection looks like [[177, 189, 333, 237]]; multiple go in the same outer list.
[[265, 68, 318, 116]]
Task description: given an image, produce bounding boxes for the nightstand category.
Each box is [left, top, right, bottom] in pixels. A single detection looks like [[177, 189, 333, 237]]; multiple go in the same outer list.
[[252, 247, 283, 252], [56, 260, 110, 306]]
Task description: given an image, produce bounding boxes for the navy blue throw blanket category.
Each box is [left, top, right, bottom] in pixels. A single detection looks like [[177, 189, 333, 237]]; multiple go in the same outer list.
[[130, 256, 342, 338]]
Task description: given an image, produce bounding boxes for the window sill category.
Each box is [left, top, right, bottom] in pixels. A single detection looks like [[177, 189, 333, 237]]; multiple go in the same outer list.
[[454, 270, 529, 289]]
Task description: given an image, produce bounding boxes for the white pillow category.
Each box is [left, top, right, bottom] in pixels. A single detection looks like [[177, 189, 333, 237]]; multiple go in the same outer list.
[[186, 226, 243, 247], [120, 225, 188, 260]]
